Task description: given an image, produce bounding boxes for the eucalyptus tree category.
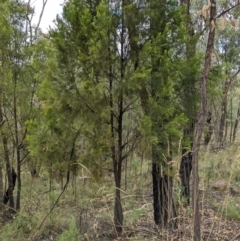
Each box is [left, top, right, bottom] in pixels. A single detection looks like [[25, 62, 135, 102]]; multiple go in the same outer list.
[[191, 1, 240, 239]]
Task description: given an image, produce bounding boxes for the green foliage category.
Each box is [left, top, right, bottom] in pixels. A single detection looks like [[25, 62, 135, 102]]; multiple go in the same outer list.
[[223, 199, 240, 221], [59, 218, 79, 241], [0, 212, 38, 241]]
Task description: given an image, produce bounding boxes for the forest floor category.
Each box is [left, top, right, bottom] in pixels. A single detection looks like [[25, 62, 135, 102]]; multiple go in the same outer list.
[[1, 142, 240, 240]]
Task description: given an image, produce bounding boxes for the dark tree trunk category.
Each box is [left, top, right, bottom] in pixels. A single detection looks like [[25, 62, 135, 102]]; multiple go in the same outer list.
[[179, 150, 192, 204], [179, 0, 198, 205], [3, 168, 17, 206], [2, 136, 15, 210], [109, 46, 124, 233], [233, 102, 240, 142], [204, 112, 213, 145], [0, 167, 3, 212], [13, 72, 21, 211], [179, 121, 195, 204], [113, 174, 123, 233], [229, 97, 233, 142], [152, 146, 177, 229], [16, 147, 21, 211], [218, 81, 229, 146]]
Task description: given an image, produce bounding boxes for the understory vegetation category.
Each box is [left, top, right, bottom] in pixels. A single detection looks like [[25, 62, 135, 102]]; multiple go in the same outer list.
[[1, 145, 240, 240]]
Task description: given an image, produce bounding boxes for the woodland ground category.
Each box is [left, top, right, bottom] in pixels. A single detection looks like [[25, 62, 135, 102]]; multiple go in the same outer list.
[[1, 141, 240, 240]]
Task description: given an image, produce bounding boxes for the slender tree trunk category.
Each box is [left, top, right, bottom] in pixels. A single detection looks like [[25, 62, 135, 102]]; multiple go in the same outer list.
[[218, 80, 229, 146], [0, 103, 5, 210], [192, 2, 216, 240], [0, 167, 3, 212], [179, 0, 198, 204], [229, 97, 233, 142], [112, 1, 126, 233], [179, 121, 195, 204], [3, 136, 15, 210], [204, 112, 212, 145], [233, 101, 240, 142], [13, 73, 21, 211], [0, 95, 15, 209], [152, 146, 177, 229], [16, 150, 21, 211], [109, 49, 124, 234], [114, 98, 124, 233], [113, 168, 123, 233], [179, 148, 192, 204]]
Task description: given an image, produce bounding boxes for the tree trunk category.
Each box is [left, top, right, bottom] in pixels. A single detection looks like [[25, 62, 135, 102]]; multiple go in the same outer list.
[[114, 173, 123, 233], [2, 136, 15, 210], [16, 148, 21, 211], [152, 145, 177, 229], [179, 0, 198, 205], [179, 121, 195, 204], [13, 76, 21, 211], [204, 112, 213, 145], [0, 167, 3, 212], [113, 103, 124, 233], [179, 149, 192, 204], [229, 97, 233, 143], [218, 80, 229, 146], [192, 2, 216, 240], [233, 101, 240, 142]]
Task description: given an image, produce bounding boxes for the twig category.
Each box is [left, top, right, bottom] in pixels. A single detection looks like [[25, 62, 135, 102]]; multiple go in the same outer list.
[[38, 171, 70, 229], [230, 232, 240, 241], [38, 130, 79, 229], [216, 3, 240, 19], [35, 0, 48, 32]]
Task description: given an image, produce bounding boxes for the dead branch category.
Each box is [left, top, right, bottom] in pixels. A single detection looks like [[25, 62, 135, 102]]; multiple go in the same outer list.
[[35, 0, 48, 33]]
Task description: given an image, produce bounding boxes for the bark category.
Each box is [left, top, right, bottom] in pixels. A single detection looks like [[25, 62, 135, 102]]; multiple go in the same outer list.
[[192, 2, 216, 240], [218, 80, 229, 146], [204, 111, 212, 145], [113, 100, 124, 233], [179, 0, 198, 204], [152, 146, 177, 229], [109, 36, 124, 234], [179, 146, 192, 204], [112, 1, 127, 233], [179, 121, 195, 205], [229, 97, 233, 142], [218, 69, 240, 145], [3, 168, 17, 207], [233, 101, 240, 142], [0, 167, 3, 212], [2, 136, 15, 210], [13, 72, 21, 211]]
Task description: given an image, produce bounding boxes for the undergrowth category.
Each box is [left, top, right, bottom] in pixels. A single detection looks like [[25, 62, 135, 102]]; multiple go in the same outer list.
[[1, 143, 240, 240]]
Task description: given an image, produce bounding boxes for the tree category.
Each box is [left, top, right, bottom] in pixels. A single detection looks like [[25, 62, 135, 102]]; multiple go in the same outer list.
[[132, 0, 193, 228], [27, 0, 141, 233], [179, 0, 201, 205], [0, 0, 47, 211], [0, 0, 16, 210]]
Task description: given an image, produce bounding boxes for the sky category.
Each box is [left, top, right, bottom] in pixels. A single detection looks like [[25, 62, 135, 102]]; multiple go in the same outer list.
[[30, 0, 65, 31]]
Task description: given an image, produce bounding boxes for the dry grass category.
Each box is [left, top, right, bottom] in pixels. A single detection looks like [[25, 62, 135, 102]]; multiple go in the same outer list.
[[1, 141, 240, 240]]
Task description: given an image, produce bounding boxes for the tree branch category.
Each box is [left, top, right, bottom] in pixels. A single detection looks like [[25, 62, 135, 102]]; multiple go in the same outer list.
[[216, 3, 240, 19], [35, 0, 48, 33]]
